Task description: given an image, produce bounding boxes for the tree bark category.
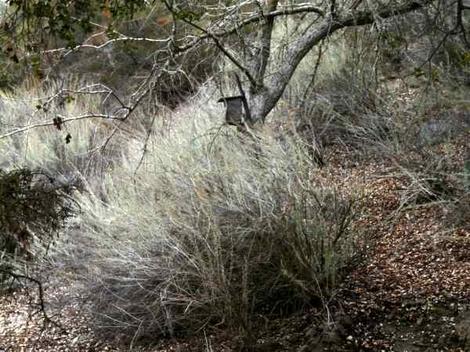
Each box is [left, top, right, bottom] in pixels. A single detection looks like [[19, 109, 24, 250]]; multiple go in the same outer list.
[[247, 0, 434, 123]]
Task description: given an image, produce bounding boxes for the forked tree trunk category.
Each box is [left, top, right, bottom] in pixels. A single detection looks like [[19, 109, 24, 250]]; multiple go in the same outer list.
[[245, 0, 434, 123]]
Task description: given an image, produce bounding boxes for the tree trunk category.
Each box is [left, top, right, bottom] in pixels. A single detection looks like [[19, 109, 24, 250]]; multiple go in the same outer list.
[[246, 0, 434, 123]]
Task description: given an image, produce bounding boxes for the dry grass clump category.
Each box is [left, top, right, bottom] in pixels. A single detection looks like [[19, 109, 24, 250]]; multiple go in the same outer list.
[[281, 14, 469, 219], [278, 26, 408, 160], [63, 89, 363, 342], [282, 8, 468, 154], [393, 144, 466, 205], [0, 79, 132, 192]]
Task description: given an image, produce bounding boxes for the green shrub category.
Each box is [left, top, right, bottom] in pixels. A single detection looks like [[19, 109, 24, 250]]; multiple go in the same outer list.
[[0, 168, 73, 283]]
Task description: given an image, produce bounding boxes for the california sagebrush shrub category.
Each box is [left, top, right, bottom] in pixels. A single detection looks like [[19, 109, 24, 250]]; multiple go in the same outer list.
[[0, 168, 73, 283], [68, 95, 363, 341]]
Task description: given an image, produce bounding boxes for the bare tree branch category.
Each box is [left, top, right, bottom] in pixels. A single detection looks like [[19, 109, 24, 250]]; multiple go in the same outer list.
[[1, 269, 65, 332], [0, 114, 121, 140], [180, 17, 259, 89], [249, 0, 436, 121], [251, 0, 279, 89], [176, 4, 325, 53], [44, 36, 171, 57]]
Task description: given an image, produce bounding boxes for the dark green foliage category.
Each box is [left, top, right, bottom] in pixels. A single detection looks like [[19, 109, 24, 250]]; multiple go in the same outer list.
[[0, 58, 23, 90], [1, 1, 150, 87], [0, 168, 74, 266], [4, 0, 148, 47]]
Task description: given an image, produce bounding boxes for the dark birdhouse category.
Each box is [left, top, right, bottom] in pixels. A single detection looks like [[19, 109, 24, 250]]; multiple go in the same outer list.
[[218, 73, 252, 128], [218, 95, 246, 126]]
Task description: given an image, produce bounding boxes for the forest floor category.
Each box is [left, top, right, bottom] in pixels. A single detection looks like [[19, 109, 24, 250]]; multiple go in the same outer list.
[[1, 143, 469, 352]]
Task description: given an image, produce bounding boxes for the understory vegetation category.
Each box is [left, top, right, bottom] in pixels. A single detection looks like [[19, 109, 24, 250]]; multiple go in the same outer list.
[[0, 168, 73, 278], [1, 81, 365, 340], [0, 1, 468, 350]]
